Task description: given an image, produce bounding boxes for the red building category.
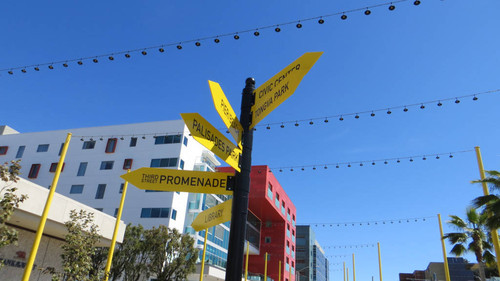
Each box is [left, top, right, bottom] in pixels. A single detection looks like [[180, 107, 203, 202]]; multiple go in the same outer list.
[[218, 165, 297, 281]]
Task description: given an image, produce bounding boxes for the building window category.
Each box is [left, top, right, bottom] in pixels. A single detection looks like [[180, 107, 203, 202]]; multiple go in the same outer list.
[[58, 143, 64, 156], [140, 208, 170, 218], [28, 164, 41, 178], [150, 158, 178, 168], [95, 184, 106, 199], [114, 208, 118, 217], [105, 138, 118, 153], [37, 144, 49, 152], [77, 162, 88, 176], [100, 161, 114, 170], [15, 146, 25, 158], [215, 225, 224, 240], [95, 208, 103, 211], [49, 162, 65, 172], [265, 237, 271, 243], [82, 140, 96, 149], [0, 146, 8, 155], [123, 159, 133, 170], [179, 159, 185, 170], [172, 209, 177, 220], [119, 183, 124, 193], [183, 136, 188, 146], [70, 184, 84, 194], [130, 137, 137, 147], [154, 135, 181, 144], [267, 183, 273, 199]]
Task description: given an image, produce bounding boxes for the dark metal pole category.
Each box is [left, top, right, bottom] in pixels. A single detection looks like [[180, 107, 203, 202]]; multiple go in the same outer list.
[[225, 77, 255, 281]]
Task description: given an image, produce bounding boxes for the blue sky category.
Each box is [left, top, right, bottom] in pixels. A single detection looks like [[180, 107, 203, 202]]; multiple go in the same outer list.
[[2, 0, 500, 280]]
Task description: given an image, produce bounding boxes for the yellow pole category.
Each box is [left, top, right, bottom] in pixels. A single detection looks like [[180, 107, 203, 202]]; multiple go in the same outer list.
[[352, 253, 356, 281], [104, 171, 129, 281], [279, 260, 282, 281], [475, 146, 500, 272], [22, 133, 72, 281], [343, 261, 346, 281], [199, 228, 209, 281], [264, 253, 268, 281], [438, 214, 451, 281], [245, 241, 250, 281], [377, 242, 383, 281]]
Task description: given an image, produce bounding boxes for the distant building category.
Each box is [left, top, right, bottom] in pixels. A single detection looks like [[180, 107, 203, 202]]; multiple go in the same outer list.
[[399, 270, 425, 281], [0, 177, 125, 281], [295, 225, 329, 281], [400, 257, 475, 281]]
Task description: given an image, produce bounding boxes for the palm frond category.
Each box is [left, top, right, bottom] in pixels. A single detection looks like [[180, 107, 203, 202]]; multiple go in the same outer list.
[[448, 215, 468, 229], [450, 244, 466, 256], [466, 208, 480, 225], [472, 195, 499, 208], [443, 232, 468, 244], [483, 250, 496, 267]]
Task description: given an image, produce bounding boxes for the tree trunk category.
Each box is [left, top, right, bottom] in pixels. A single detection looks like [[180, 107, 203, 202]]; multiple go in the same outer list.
[[478, 261, 487, 281]]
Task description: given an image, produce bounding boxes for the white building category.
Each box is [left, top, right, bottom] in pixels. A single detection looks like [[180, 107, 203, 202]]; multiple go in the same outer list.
[[0, 122, 232, 279], [0, 177, 126, 281]]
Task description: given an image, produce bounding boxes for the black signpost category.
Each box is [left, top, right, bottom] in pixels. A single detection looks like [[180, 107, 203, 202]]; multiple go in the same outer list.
[[225, 78, 255, 281]]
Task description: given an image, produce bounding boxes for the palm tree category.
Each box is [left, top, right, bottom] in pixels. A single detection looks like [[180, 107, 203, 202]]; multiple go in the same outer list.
[[472, 170, 500, 229], [443, 208, 495, 281]]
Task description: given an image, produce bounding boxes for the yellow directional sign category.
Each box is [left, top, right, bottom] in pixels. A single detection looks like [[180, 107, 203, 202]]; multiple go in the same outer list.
[[191, 199, 232, 231], [120, 167, 234, 195], [181, 113, 241, 172], [251, 52, 323, 128], [209, 80, 243, 147]]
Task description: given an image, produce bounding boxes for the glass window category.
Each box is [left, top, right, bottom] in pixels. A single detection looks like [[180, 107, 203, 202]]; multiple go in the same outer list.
[[0, 146, 8, 155], [100, 161, 114, 170], [82, 140, 96, 149], [15, 146, 25, 158], [95, 184, 106, 199], [28, 164, 41, 178], [265, 237, 271, 243], [123, 159, 133, 170], [141, 208, 170, 218], [114, 208, 118, 217], [95, 208, 103, 211], [172, 209, 177, 220], [119, 183, 124, 193], [130, 137, 137, 147], [105, 138, 117, 153], [179, 159, 185, 170], [154, 135, 182, 144], [37, 144, 49, 152], [267, 183, 273, 199], [70, 184, 84, 194], [150, 158, 178, 168], [58, 143, 64, 156], [49, 162, 65, 173], [183, 136, 188, 146], [77, 162, 87, 176]]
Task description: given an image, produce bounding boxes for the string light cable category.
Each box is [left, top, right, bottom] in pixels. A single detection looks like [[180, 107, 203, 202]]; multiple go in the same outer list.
[[2, 0, 424, 76], [304, 215, 434, 228], [254, 89, 497, 130], [269, 149, 473, 172]]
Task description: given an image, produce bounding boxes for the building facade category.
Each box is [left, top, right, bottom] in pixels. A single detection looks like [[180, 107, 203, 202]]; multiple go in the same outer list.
[[0, 122, 231, 278], [0, 177, 125, 281], [295, 226, 329, 281], [400, 257, 475, 281], [219, 165, 297, 281]]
